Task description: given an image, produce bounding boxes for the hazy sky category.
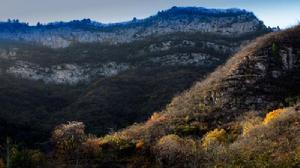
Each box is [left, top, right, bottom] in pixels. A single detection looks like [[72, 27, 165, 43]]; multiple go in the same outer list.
[[0, 0, 299, 28]]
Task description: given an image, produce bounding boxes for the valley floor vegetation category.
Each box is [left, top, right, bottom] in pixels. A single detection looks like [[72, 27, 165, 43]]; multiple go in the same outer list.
[[1, 105, 300, 168]]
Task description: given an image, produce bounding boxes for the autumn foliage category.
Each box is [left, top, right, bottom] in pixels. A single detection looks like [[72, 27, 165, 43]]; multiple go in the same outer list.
[[263, 108, 287, 125], [51, 121, 87, 164], [202, 128, 227, 150]]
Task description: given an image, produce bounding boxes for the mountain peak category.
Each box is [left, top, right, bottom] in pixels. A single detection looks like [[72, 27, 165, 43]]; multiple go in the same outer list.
[[152, 6, 256, 22], [166, 6, 249, 14]]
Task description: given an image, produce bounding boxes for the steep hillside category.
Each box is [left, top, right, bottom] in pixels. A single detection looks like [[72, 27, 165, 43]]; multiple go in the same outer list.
[[0, 7, 269, 144], [80, 25, 300, 167]]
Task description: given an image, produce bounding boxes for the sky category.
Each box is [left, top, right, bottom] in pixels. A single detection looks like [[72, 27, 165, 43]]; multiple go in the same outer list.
[[0, 0, 299, 28]]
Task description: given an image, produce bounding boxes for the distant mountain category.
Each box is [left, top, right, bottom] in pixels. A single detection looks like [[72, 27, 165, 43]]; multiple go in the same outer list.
[[0, 6, 267, 48], [0, 7, 269, 144]]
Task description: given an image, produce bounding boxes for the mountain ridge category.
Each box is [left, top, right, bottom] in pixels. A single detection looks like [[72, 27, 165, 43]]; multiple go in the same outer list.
[[0, 7, 267, 48], [1, 6, 256, 29]]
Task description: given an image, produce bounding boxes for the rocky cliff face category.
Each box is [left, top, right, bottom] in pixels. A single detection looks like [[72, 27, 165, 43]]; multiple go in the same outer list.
[[6, 61, 130, 84], [196, 31, 300, 117], [158, 26, 300, 129], [0, 30, 263, 84]]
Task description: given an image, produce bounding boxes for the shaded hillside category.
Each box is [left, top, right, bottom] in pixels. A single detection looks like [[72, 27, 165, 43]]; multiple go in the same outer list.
[[78, 25, 300, 167], [0, 13, 268, 144], [0, 74, 82, 145], [60, 66, 212, 134]]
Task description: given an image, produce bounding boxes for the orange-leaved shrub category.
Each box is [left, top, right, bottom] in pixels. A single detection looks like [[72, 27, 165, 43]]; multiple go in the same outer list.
[[241, 112, 262, 136], [263, 108, 287, 125], [147, 112, 167, 126], [82, 137, 103, 156], [223, 106, 300, 167], [135, 140, 145, 151], [202, 128, 227, 150], [82, 134, 136, 159]]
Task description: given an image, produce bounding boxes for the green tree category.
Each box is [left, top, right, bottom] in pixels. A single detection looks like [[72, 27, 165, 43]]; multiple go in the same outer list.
[[272, 42, 279, 57]]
